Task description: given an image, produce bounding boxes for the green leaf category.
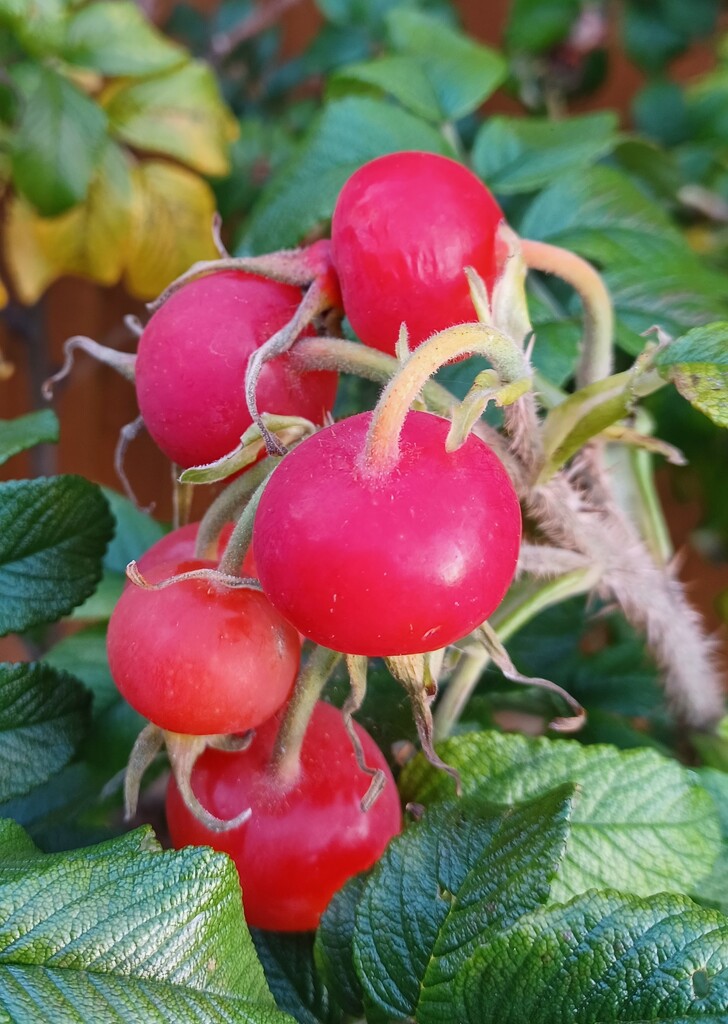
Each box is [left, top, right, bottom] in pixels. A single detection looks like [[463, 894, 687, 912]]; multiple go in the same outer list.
[[63, 0, 186, 76], [401, 731, 721, 902], [240, 96, 452, 254], [654, 323, 728, 427], [0, 762, 104, 848], [251, 930, 344, 1024], [385, 8, 506, 120], [0, 0, 66, 57], [45, 622, 114, 712], [518, 166, 685, 267], [315, 874, 368, 1019], [693, 768, 728, 914], [101, 488, 166, 575], [0, 410, 58, 466], [624, 0, 719, 72], [102, 61, 234, 177], [69, 568, 124, 621], [0, 822, 292, 1023], [605, 260, 728, 357], [455, 890, 728, 1022], [353, 788, 574, 1022], [505, 0, 579, 52], [0, 476, 113, 635], [10, 64, 107, 217], [329, 55, 442, 123], [0, 663, 91, 802], [473, 113, 619, 194]]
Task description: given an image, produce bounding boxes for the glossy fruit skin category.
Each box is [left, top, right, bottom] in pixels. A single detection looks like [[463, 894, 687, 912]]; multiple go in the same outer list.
[[166, 701, 402, 931], [253, 410, 521, 656], [331, 151, 504, 354], [107, 558, 299, 734], [135, 271, 338, 467]]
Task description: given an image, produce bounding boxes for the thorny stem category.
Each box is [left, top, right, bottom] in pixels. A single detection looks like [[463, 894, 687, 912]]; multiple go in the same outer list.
[[521, 239, 614, 389], [196, 459, 274, 559], [362, 323, 531, 477], [269, 646, 342, 787]]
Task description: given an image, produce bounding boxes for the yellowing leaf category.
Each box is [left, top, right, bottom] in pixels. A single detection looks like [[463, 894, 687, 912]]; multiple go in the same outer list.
[[101, 62, 238, 177], [4, 142, 133, 305], [123, 161, 218, 300]]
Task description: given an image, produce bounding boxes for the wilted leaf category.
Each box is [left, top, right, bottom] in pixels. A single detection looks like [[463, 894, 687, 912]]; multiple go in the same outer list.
[[4, 140, 133, 304], [123, 161, 219, 299], [102, 62, 236, 177]]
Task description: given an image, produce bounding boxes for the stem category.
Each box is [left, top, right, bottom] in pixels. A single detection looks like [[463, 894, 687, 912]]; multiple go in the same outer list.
[[433, 566, 597, 740], [172, 467, 194, 530], [269, 646, 342, 787], [196, 459, 274, 559], [245, 279, 332, 455], [217, 474, 271, 576], [521, 239, 614, 388], [291, 335, 513, 467], [362, 322, 531, 477]]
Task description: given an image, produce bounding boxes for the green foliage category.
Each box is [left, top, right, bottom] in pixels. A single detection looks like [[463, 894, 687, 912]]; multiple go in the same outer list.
[[0, 822, 293, 1023], [0, 410, 58, 466]]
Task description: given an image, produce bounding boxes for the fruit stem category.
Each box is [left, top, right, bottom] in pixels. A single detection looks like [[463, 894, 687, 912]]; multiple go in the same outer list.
[[246, 278, 334, 455], [361, 322, 531, 477], [520, 239, 614, 389], [270, 646, 342, 788], [291, 336, 513, 468], [433, 565, 596, 740], [195, 458, 273, 560], [217, 474, 271, 576]]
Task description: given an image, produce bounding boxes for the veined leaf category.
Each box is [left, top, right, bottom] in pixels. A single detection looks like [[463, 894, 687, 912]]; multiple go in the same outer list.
[[0, 821, 293, 1023], [102, 61, 236, 177], [329, 55, 442, 123], [4, 139, 133, 304], [0, 663, 91, 802], [385, 8, 506, 120], [654, 322, 728, 427], [315, 874, 368, 1019], [401, 731, 721, 902], [63, 0, 186, 76], [455, 890, 728, 1022], [252, 930, 344, 1024], [124, 161, 219, 300], [10, 64, 107, 217], [473, 113, 619, 194], [240, 96, 451, 254], [353, 788, 574, 1022], [0, 476, 113, 635], [0, 410, 58, 466]]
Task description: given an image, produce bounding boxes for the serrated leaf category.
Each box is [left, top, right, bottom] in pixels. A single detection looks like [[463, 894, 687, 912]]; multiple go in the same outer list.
[[315, 874, 367, 1019], [0, 410, 58, 466], [401, 731, 720, 902], [63, 0, 186, 76], [473, 113, 619, 194], [123, 161, 219, 300], [251, 930, 344, 1024], [0, 822, 292, 1023], [455, 890, 728, 1022], [329, 55, 442, 123], [518, 165, 685, 267], [10, 64, 107, 217], [385, 8, 506, 120], [353, 788, 574, 1022], [654, 323, 728, 427], [4, 139, 133, 304], [0, 663, 91, 802], [0, 477, 113, 635], [240, 96, 452, 254], [102, 62, 235, 177]]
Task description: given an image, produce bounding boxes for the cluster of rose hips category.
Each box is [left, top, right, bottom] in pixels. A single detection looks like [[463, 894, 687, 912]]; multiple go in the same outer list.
[[104, 152, 523, 932]]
